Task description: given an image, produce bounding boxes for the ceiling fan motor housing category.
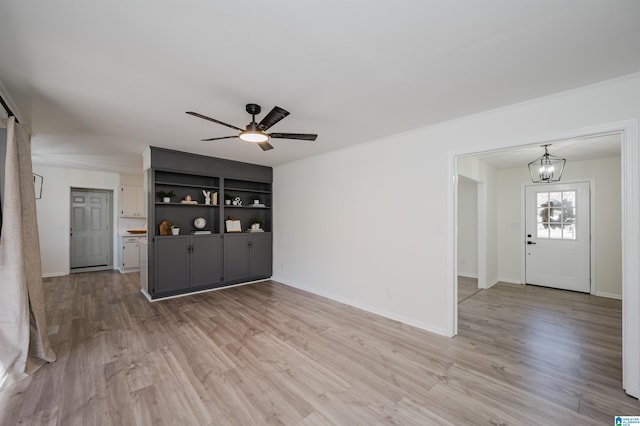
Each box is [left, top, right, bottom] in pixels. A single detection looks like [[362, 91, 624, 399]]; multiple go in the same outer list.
[[245, 103, 261, 115]]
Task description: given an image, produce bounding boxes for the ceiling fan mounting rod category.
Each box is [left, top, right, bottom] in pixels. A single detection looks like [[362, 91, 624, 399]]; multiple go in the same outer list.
[[246, 103, 261, 119], [245, 103, 262, 130]]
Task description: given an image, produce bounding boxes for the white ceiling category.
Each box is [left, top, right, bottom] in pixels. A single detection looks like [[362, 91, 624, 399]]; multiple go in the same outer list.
[[470, 133, 621, 169], [0, 1, 639, 175]]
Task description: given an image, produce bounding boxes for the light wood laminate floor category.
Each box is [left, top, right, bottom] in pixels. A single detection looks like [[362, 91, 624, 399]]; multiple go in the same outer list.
[[457, 275, 481, 303], [1, 272, 638, 424]]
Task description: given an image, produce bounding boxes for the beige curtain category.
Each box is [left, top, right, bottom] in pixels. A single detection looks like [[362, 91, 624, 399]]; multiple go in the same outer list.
[[0, 116, 55, 390]]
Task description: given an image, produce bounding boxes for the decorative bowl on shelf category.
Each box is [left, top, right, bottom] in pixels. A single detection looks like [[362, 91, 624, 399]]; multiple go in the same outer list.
[[127, 230, 147, 234]]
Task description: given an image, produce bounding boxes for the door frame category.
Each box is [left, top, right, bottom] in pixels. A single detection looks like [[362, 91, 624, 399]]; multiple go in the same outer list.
[[521, 179, 596, 294], [448, 118, 639, 399], [69, 187, 114, 272]]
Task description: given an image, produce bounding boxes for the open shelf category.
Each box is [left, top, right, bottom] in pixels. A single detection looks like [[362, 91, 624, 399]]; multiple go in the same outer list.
[[156, 181, 219, 190], [155, 202, 219, 207], [224, 187, 270, 194]]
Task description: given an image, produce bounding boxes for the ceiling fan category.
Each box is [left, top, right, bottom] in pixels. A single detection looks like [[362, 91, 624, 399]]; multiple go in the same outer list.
[[186, 103, 318, 151]]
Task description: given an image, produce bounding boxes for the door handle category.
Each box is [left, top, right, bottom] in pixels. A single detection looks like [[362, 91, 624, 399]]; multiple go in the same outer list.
[[527, 241, 537, 245]]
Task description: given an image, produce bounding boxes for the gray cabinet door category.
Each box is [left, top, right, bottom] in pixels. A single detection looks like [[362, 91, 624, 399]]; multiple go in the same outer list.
[[250, 232, 272, 278], [191, 235, 221, 288], [154, 236, 190, 293], [223, 234, 250, 282]]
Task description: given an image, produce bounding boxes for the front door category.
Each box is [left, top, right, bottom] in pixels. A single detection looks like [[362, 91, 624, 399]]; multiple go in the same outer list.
[[525, 182, 590, 292], [70, 189, 111, 270]]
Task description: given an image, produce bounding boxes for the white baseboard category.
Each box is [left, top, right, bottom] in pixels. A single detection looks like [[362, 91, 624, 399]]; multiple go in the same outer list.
[[273, 277, 451, 337], [595, 291, 622, 300], [143, 278, 270, 302], [42, 272, 68, 278], [458, 272, 478, 279], [498, 278, 523, 285], [141, 288, 152, 301], [486, 279, 499, 289]]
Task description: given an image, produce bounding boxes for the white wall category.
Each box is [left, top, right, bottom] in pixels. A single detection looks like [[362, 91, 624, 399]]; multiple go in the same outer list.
[[273, 72, 640, 336], [273, 137, 448, 333], [457, 177, 478, 278], [33, 165, 121, 277], [457, 156, 499, 288], [496, 156, 622, 297]]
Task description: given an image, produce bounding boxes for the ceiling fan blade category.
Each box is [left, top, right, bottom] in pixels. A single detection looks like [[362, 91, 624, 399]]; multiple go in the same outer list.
[[270, 132, 317, 141], [258, 106, 289, 131], [258, 142, 274, 151], [186, 111, 243, 131], [201, 136, 238, 141]]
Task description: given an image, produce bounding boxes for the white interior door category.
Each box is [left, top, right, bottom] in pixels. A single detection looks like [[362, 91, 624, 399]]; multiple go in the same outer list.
[[70, 189, 111, 269], [525, 182, 590, 292]]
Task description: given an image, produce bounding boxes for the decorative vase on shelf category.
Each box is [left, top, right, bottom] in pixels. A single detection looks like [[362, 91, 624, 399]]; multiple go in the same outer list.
[[163, 197, 170, 203], [171, 227, 180, 235], [225, 199, 231, 205]]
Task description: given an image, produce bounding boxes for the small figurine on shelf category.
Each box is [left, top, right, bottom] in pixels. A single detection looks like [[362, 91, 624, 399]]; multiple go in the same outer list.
[[181, 195, 198, 205], [202, 190, 211, 205]]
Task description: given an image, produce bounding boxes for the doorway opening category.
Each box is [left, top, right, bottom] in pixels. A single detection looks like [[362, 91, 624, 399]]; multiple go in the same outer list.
[[70, 188, 113, 272], [452, 123, 638, 398]]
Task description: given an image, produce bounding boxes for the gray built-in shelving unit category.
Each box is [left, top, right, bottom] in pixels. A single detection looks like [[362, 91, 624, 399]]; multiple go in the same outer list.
[[145, 147, 272, 299]]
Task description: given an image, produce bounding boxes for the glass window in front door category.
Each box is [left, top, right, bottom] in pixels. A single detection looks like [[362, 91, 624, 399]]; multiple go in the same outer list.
[[536, 190, 576, 240]]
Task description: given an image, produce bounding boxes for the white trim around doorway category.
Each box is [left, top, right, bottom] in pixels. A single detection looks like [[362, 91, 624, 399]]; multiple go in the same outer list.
[[448, 119, 640, 399]]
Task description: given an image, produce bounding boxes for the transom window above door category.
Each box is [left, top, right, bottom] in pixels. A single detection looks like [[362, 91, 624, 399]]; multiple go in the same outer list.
[[536, 191, 577, 240]]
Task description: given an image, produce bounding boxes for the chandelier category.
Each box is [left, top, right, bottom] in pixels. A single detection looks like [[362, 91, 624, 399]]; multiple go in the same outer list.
[[528, 144, 566, 183]]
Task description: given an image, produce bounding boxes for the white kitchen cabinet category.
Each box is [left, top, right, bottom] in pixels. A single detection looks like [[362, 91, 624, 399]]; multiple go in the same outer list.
[[119, 185, 145, 217], [121, 236, 142, 271]]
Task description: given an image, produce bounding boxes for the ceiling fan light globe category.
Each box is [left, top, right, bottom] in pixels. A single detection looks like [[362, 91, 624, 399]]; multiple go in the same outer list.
[[239, 131, 269, 143]]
